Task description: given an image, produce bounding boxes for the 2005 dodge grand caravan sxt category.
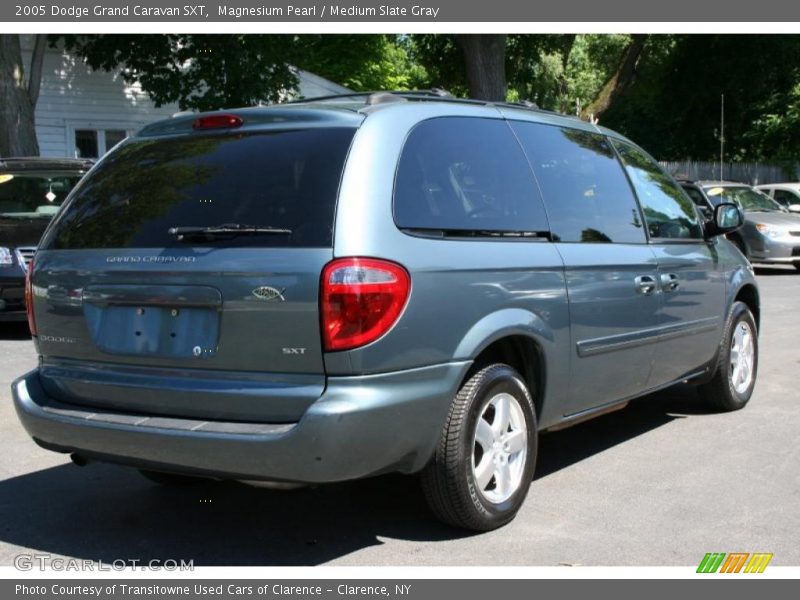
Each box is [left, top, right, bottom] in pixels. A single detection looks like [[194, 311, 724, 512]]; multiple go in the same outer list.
[[13, 91, 759, 531]]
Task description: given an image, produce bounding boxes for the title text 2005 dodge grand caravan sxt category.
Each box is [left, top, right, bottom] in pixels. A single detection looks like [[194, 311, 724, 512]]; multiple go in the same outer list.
[[12, 92, 758, 531]]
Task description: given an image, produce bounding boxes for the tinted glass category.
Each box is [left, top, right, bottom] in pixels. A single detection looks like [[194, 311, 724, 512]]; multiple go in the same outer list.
[[0, 172, 83, 219], [681, 185, 713, 219], [613, 141, 703, 240], [773, 189, 800, 206], [704, 186, 783, 212], [394, 117, 548, 233], [511, 122, 645, 243], [43, 128, 356, 250], [682, 186, 707, 208]]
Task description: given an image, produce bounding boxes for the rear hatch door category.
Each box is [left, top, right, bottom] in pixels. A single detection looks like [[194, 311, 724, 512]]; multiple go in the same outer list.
[[32, 114, 359, 422]]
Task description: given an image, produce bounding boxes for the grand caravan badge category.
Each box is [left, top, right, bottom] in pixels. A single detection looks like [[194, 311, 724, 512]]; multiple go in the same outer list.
[[106, 256, 196, 263], [252, 286, 286, 302]]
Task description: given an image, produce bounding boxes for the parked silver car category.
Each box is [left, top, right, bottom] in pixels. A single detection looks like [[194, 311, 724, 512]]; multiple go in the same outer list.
[[681, 181, 800, 271]]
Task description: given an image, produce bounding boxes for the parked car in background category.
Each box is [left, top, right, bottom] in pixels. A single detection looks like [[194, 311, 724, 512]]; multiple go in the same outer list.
[[756, 183, 800, 213], [681, 180, 800, 271], [0, 158, 92, 321], [12, 93, 758, 531]]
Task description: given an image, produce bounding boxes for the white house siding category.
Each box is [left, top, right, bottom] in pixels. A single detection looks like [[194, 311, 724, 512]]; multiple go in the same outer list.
[[19, 35, 350, 158]]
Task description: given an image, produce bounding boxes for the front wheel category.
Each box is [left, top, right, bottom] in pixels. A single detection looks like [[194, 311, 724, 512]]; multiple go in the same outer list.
[[699, 301, 758, 411], [421, 364, 537, 531]]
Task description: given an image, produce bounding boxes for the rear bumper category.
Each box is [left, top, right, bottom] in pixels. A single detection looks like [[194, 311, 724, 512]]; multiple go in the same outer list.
[[12, 361, 470, 483]]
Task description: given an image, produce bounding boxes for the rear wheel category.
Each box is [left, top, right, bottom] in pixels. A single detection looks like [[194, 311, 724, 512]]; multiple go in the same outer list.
[[699, 301, 758, 411], [138, 469, 209, 486], [421, 364, 537, 531]]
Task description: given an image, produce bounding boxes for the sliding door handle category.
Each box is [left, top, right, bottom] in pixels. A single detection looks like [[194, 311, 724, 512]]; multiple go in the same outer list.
[[660, 273, 680, 293], [634, 275, 657, 295]]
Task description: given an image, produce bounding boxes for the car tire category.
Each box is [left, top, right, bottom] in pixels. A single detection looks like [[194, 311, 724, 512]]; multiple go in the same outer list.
[[699, 301, 758, 412], [421, 363, 537, 531], [138, 469, 209, 486]]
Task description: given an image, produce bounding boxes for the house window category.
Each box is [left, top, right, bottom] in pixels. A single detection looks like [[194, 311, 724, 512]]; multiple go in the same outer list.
[[73, 129, 129, 158]]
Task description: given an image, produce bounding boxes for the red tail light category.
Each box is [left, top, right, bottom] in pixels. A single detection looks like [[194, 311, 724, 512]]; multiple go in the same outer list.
[[321, 258, 410, 351], [25, 259, 36, 335], [192, 114, 243, 130]]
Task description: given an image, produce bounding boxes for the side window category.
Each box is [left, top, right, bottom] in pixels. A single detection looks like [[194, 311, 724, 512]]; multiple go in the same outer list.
[[613, 141, 704, 240], [774, 190, 799, 206], [510, 122, 645, 243], [682, 185, 713, 220], [394, 117, 549, 234], [73, 128, 130, 159]]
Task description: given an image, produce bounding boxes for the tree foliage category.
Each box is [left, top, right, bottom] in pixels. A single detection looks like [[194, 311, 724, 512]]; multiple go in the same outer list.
[[58, 34, 423, 110], [59, 34, 297, 110], [4, 33, 798, 164], [601, 35, 800, 162], [296, 35, 426, 92]]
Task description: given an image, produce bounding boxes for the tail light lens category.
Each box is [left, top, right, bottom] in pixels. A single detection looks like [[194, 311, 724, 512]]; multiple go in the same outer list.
[[321, 258, 410, 351], [25, 259, 36, 335]]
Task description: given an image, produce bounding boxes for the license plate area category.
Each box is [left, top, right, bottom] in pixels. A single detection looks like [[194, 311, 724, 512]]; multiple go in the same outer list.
[[84, 304, 219, 359], [82, 285, 222, 359]]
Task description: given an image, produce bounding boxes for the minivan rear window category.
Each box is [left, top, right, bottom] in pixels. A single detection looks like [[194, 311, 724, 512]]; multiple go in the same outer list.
[[42, 128, 356, 249]]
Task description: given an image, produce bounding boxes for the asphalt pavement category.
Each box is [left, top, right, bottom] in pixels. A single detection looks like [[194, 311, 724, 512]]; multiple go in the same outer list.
[[0, 266, 797, 566]]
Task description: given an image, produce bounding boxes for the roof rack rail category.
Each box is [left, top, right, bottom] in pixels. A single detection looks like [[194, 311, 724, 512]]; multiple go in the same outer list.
[[287, 89, 457, 105], [288, 89, 581, 121], [509, 100, 539, 109], [365, 92, 407, 106]]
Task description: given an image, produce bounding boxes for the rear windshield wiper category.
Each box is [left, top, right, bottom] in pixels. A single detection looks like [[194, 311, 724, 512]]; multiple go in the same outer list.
[[168, 223, 293, 240]]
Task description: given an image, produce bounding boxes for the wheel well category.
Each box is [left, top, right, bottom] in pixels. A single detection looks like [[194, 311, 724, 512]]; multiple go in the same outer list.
[[467, 335, 544, 419], [735, 284, 760, 331]]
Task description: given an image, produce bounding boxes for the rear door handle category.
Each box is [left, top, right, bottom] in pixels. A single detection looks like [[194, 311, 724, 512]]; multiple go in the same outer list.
[[634, 275, 657, 295], [660, 273, 680, 293]]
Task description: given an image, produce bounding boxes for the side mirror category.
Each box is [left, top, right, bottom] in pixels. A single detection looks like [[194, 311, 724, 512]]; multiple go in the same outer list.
[[705, 202, 743, 238], [788, 204, 800, 214]]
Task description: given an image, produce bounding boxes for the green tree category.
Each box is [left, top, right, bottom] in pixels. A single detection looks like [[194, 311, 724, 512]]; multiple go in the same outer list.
[[296, 35, 426, 92], [601, 35, 800, 162], [407, 35, 467, 96], [410, 33, 638, 112], [744, 83, 800, 163], [60, 34, 299, 110], [58, 34, 414, 110]]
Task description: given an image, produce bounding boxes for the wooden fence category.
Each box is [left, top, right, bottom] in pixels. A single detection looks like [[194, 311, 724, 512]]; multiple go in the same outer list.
[[659, 161, 799, 185]]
